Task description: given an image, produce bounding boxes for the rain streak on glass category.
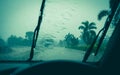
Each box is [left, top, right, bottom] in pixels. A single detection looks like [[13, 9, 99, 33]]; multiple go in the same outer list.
[[0, 0, 112, 62]]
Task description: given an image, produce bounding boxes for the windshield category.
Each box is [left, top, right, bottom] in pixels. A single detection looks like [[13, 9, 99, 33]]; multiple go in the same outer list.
[[0, 0, 117, 62]]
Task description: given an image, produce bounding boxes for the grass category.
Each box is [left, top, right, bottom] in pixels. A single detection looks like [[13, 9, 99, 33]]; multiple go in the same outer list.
[[0, 46, 13, 53], [66, 44, 106, 53]]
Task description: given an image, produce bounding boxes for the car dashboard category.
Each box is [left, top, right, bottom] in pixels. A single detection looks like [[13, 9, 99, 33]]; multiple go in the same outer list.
[[0, 60, 99, 75]]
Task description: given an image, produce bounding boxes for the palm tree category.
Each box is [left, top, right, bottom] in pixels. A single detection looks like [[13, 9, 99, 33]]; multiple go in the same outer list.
[[98, 10, 109, 20], [97, 0, 117, 21], [78, 21, 97, 45]]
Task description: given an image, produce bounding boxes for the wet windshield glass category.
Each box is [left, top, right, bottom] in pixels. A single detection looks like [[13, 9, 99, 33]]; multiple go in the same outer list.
[[0, 0, 116, 62]]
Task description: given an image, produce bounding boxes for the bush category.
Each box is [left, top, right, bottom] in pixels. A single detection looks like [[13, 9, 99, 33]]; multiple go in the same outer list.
[[0, 38, 12, 53], [0, 46, 12, 53], [7, 31, 34, 47], [67, 45, 89, 51], [64, 33, 79, 48], [67, 44, 105, 53], [0, 38, 5, 47]]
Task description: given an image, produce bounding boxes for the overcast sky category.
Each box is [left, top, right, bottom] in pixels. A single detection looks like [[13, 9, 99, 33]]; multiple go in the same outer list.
[[0, 0, 109, 41]]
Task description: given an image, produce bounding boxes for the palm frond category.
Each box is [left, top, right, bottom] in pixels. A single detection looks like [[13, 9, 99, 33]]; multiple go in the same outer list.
[[81, 21, 89, 27], [89, 22, 96, 26], [98, 10, 109, 20], [89, 22, 96, 29], [89, 30, 96, 36], [89, 26, 97, 30], [78, 26, 85, 30]]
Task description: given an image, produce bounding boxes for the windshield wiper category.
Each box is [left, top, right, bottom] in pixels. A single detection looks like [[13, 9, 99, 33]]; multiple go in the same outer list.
[[27, 0, 46, 61], [82, 28, 104, 62], [95, 2, 120, 56], [82, 0, 120, 62]]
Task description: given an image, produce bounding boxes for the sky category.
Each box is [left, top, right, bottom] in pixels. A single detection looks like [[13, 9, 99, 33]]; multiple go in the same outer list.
[[0, 0, 109, 41]]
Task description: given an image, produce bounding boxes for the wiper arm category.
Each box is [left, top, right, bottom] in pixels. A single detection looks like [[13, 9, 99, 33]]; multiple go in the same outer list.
[[82, 28, 104, 62], [27, 0, 46, 61], [82, 0, 120, 62], [94, 2, 120, 56]]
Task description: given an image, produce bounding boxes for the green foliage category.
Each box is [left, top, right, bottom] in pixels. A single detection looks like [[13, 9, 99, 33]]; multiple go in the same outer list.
[[7, 35, 24, 46], [70, 45, 89, 51], [98, 10, 109, 20], [78, 21, 97, 45], [25, 31, 34, 46], [0, 38, 6, 51], [25, 31, 34, 41], [64, 33, 79, 48], [97, 0, 116, 21], [7, 31, 34, 47], [58, 40, 64, 47], [68, 44, 105, 53], [0, 38, 5, 47], [0, 38, 12, 53]]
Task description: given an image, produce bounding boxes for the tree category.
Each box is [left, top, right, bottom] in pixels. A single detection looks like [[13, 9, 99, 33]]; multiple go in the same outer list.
[[98, 10, 109, 20], [97, 0, 118, 21], [7, 35, 24, 46], [25, 31, 34, 41], [17, 37, 24, 45], [0, 38, 12, 53], [7, 35, 18, 46], [64, 33, 79, 47], [58, 40, 65, 47], [78, 21, 97, 45], [25, 31, 34, 46], [7, 31, 34, 47], [0, 38, 5, 46]]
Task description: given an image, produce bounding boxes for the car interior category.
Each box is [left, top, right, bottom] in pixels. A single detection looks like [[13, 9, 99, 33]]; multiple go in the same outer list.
[[0, 0, 120, 75]]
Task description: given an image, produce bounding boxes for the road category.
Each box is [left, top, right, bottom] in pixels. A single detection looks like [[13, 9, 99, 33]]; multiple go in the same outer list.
[[33, 47, 85, 62], [0, 46, 103, 62]]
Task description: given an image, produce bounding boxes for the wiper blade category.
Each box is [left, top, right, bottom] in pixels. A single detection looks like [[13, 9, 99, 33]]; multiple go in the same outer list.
[[82, 0, 120, 62], [27, 0, 46, 61], [82, 28, 104, 62], [94, 1, 120, 56]]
